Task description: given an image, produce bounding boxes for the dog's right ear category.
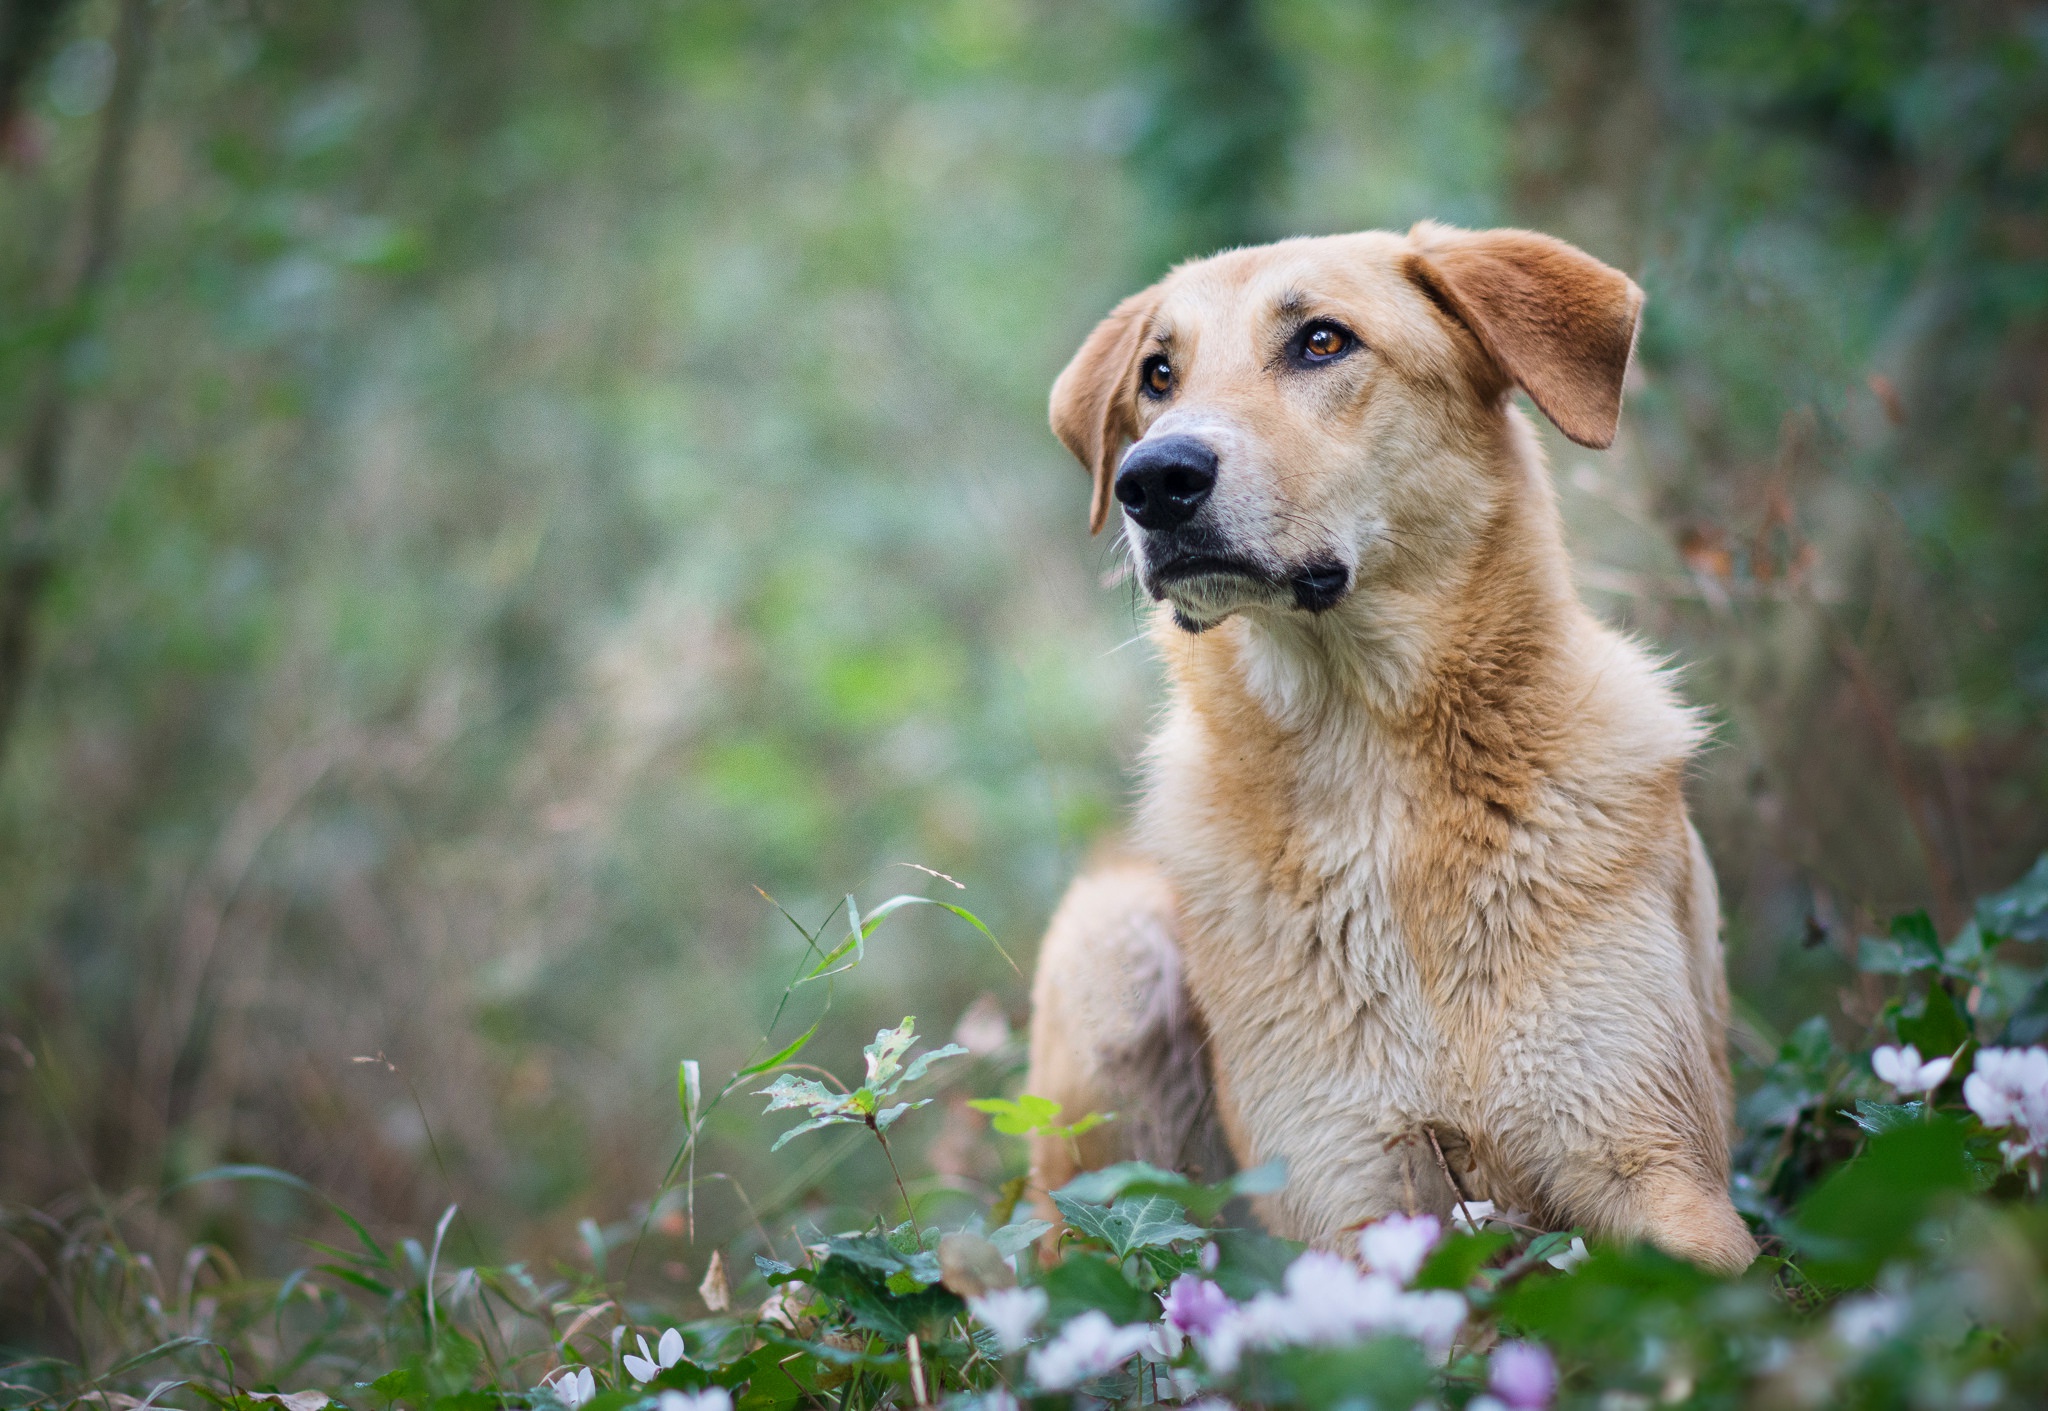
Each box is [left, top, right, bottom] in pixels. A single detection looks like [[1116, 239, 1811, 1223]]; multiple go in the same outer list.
[[1050, 289, 1160, 535]]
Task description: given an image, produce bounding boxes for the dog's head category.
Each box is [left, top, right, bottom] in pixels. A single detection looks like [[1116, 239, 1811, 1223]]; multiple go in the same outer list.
[[1051, 223, 1643, 632]]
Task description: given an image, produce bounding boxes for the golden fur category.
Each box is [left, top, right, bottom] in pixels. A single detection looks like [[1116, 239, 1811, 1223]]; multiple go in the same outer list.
[[1024, 223, 1756, 1273]]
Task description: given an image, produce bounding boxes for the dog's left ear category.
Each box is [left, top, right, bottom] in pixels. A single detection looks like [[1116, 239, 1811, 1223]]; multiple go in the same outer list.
[[1407, 222, 1644, 450], [1050, 287, 1161, 534]]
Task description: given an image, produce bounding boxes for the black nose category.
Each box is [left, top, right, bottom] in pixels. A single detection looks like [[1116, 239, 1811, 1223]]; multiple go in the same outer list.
[[1115, 435, 1217, 531]]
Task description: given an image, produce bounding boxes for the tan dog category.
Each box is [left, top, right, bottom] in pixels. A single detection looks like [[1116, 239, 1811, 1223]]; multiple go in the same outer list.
[[1023, 223, 1756, 1274]]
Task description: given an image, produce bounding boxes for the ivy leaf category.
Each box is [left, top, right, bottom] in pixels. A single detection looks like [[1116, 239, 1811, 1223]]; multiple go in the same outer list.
[[1894, 982, 1971, 1060], [986, 1219, 1053, 1258], [1055, 1159, 1286, 1219], [1052, 1192, 1205, 1256]]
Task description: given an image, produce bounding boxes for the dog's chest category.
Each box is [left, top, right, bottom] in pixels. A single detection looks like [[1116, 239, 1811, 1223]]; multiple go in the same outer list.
[[1141, 704, 1458, 1046]]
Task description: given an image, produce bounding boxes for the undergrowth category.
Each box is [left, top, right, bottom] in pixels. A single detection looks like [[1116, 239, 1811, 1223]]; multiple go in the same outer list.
[[7, 860, 2048, 1411]]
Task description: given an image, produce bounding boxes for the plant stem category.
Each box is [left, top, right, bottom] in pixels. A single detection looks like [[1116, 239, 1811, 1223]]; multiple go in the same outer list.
[[873, 1126, 922, 1242]]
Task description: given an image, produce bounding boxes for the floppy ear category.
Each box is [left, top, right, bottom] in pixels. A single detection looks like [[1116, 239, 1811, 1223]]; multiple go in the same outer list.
[[1407, 222, 1644, 450], [1050, 288, 1160, 534]]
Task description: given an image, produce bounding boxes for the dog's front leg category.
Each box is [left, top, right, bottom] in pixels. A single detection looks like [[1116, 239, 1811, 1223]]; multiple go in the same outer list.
[[1023, 858, 1230, 1224]]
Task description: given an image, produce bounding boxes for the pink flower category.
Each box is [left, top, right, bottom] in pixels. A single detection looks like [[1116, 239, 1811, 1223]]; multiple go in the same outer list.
[[1964, 1046, 2048, 1161], [1357, 1213, 1441, 1285], [967, 1286, 1047, 1354], [1871, 1044, 1953, 1096], [1161, 1274, 1233, 1337], [1489, 1341, 1557, 1409], [1026, 1311, 1154, 1389]]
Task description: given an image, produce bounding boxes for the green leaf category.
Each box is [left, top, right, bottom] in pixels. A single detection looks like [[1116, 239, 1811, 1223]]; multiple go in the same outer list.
[[1412, 1229, 1513, 1290], [737, 1020, 822, 1081], [1500, 1244, 1715, 1365], [871, 1100, 921, 1132], [1207, 1227, 1304, 1300], [1055, 1158, 1285, 1219], [1052, 1192, 1206, 1257], [1033, 1250, 1153, 1324], [1785, 1117, 1973, 1288], [771, 1114, 862, 1150], [863, 1019, 918, 1089], [890, 1042, 968, 1092], [986, 1219, 1053, 1257], [1859, 936, 1938, 975], [1239, 1336, 1433, 1411], [805, 1241, 962, 1340], [1846, 1099, 1922, 1134], [968, 1094, 1063, 1136], [1895, 981, 1971, 1058], [756, 1073, 851, 1115], [678, 1058, 702, 1127], [1978, 852, 2048, 942]]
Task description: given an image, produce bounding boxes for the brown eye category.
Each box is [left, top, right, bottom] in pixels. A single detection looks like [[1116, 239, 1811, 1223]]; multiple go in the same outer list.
[[1141, 355, 1172, 397], [1305, 326, 1347, 359]]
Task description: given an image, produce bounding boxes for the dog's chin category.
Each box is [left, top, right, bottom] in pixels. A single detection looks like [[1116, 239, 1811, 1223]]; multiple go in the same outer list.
[[1144, 555, 1352, 633]]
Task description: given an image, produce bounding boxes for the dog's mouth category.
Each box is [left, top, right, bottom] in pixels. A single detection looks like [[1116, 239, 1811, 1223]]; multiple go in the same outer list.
[[1146, 551, 1352, 631]]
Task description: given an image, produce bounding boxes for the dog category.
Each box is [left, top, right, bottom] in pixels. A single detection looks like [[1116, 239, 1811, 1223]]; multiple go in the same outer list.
[[1022, 222, 1757, 1274]]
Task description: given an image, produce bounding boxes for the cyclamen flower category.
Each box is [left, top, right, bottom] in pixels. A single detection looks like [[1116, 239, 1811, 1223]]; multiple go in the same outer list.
[[1545, 1236, 1590, 1272], [967, 1286, 1048, 1355], [624, 1327, 686, 1383], [1871, 1044, 1954, 1096], [1489, 1341, 1558, 1410], [1450, 1200, 1497, 1234], [1963, 1046, 2048, 1161], [1200, 1249, 1467, 1374], [541, 1367, 595, 1409], [655, 1391, 732, 1411], [1026, 1310, 1156, 1389], [1357, 1213, 1441, 1285], [1832, 1292, 1910, 1351], [1161, 1274, 1234, 1337]]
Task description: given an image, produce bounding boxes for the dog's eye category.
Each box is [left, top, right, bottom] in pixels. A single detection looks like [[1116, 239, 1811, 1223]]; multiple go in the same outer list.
[[1301, 324, 1350, 362], [1140, 355, 1172, 398]]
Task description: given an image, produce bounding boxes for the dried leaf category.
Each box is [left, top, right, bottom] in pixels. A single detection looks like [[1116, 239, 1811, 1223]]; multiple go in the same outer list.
[[698, 1249, 730, 1312], [937, 1230, 1015, 1297]]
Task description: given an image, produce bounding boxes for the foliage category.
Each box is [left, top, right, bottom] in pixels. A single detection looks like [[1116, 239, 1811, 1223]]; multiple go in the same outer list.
[[2, 0, 2046, 1408], [5, 861, 2048, 1409]]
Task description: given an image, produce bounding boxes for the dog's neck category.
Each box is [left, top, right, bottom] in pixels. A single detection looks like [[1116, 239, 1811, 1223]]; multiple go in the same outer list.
[[1160, 420, 1584, 799]]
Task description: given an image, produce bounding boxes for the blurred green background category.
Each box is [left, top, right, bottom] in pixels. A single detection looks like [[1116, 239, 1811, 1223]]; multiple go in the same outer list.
[[2, 0, 2044, 1312]]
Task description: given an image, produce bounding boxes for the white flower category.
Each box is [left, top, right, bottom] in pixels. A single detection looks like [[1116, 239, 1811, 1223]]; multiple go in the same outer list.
[[1832, 1292, 1909, 1351], [624, 1327, 686, 1383], [1871, 1044, 1955, 1096], [1026, 1310, 1156, 1389], [1142, 1321, 1186, 1362], [541, 1367, 595, 1409], [1199, 1249, 1467, 1374], [967, 1285, 1048, 1355], [1450, 1200, 1497, 1234], [1545, 1237, 1590, 1272], [1964, 1046, 2048, 1161], [1358, 1213, 1441, 1285], [655, 1391, 732, 1411]]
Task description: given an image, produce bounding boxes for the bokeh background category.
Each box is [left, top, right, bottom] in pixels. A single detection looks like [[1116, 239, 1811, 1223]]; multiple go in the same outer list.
[[3, 0, 2045, 1327]]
